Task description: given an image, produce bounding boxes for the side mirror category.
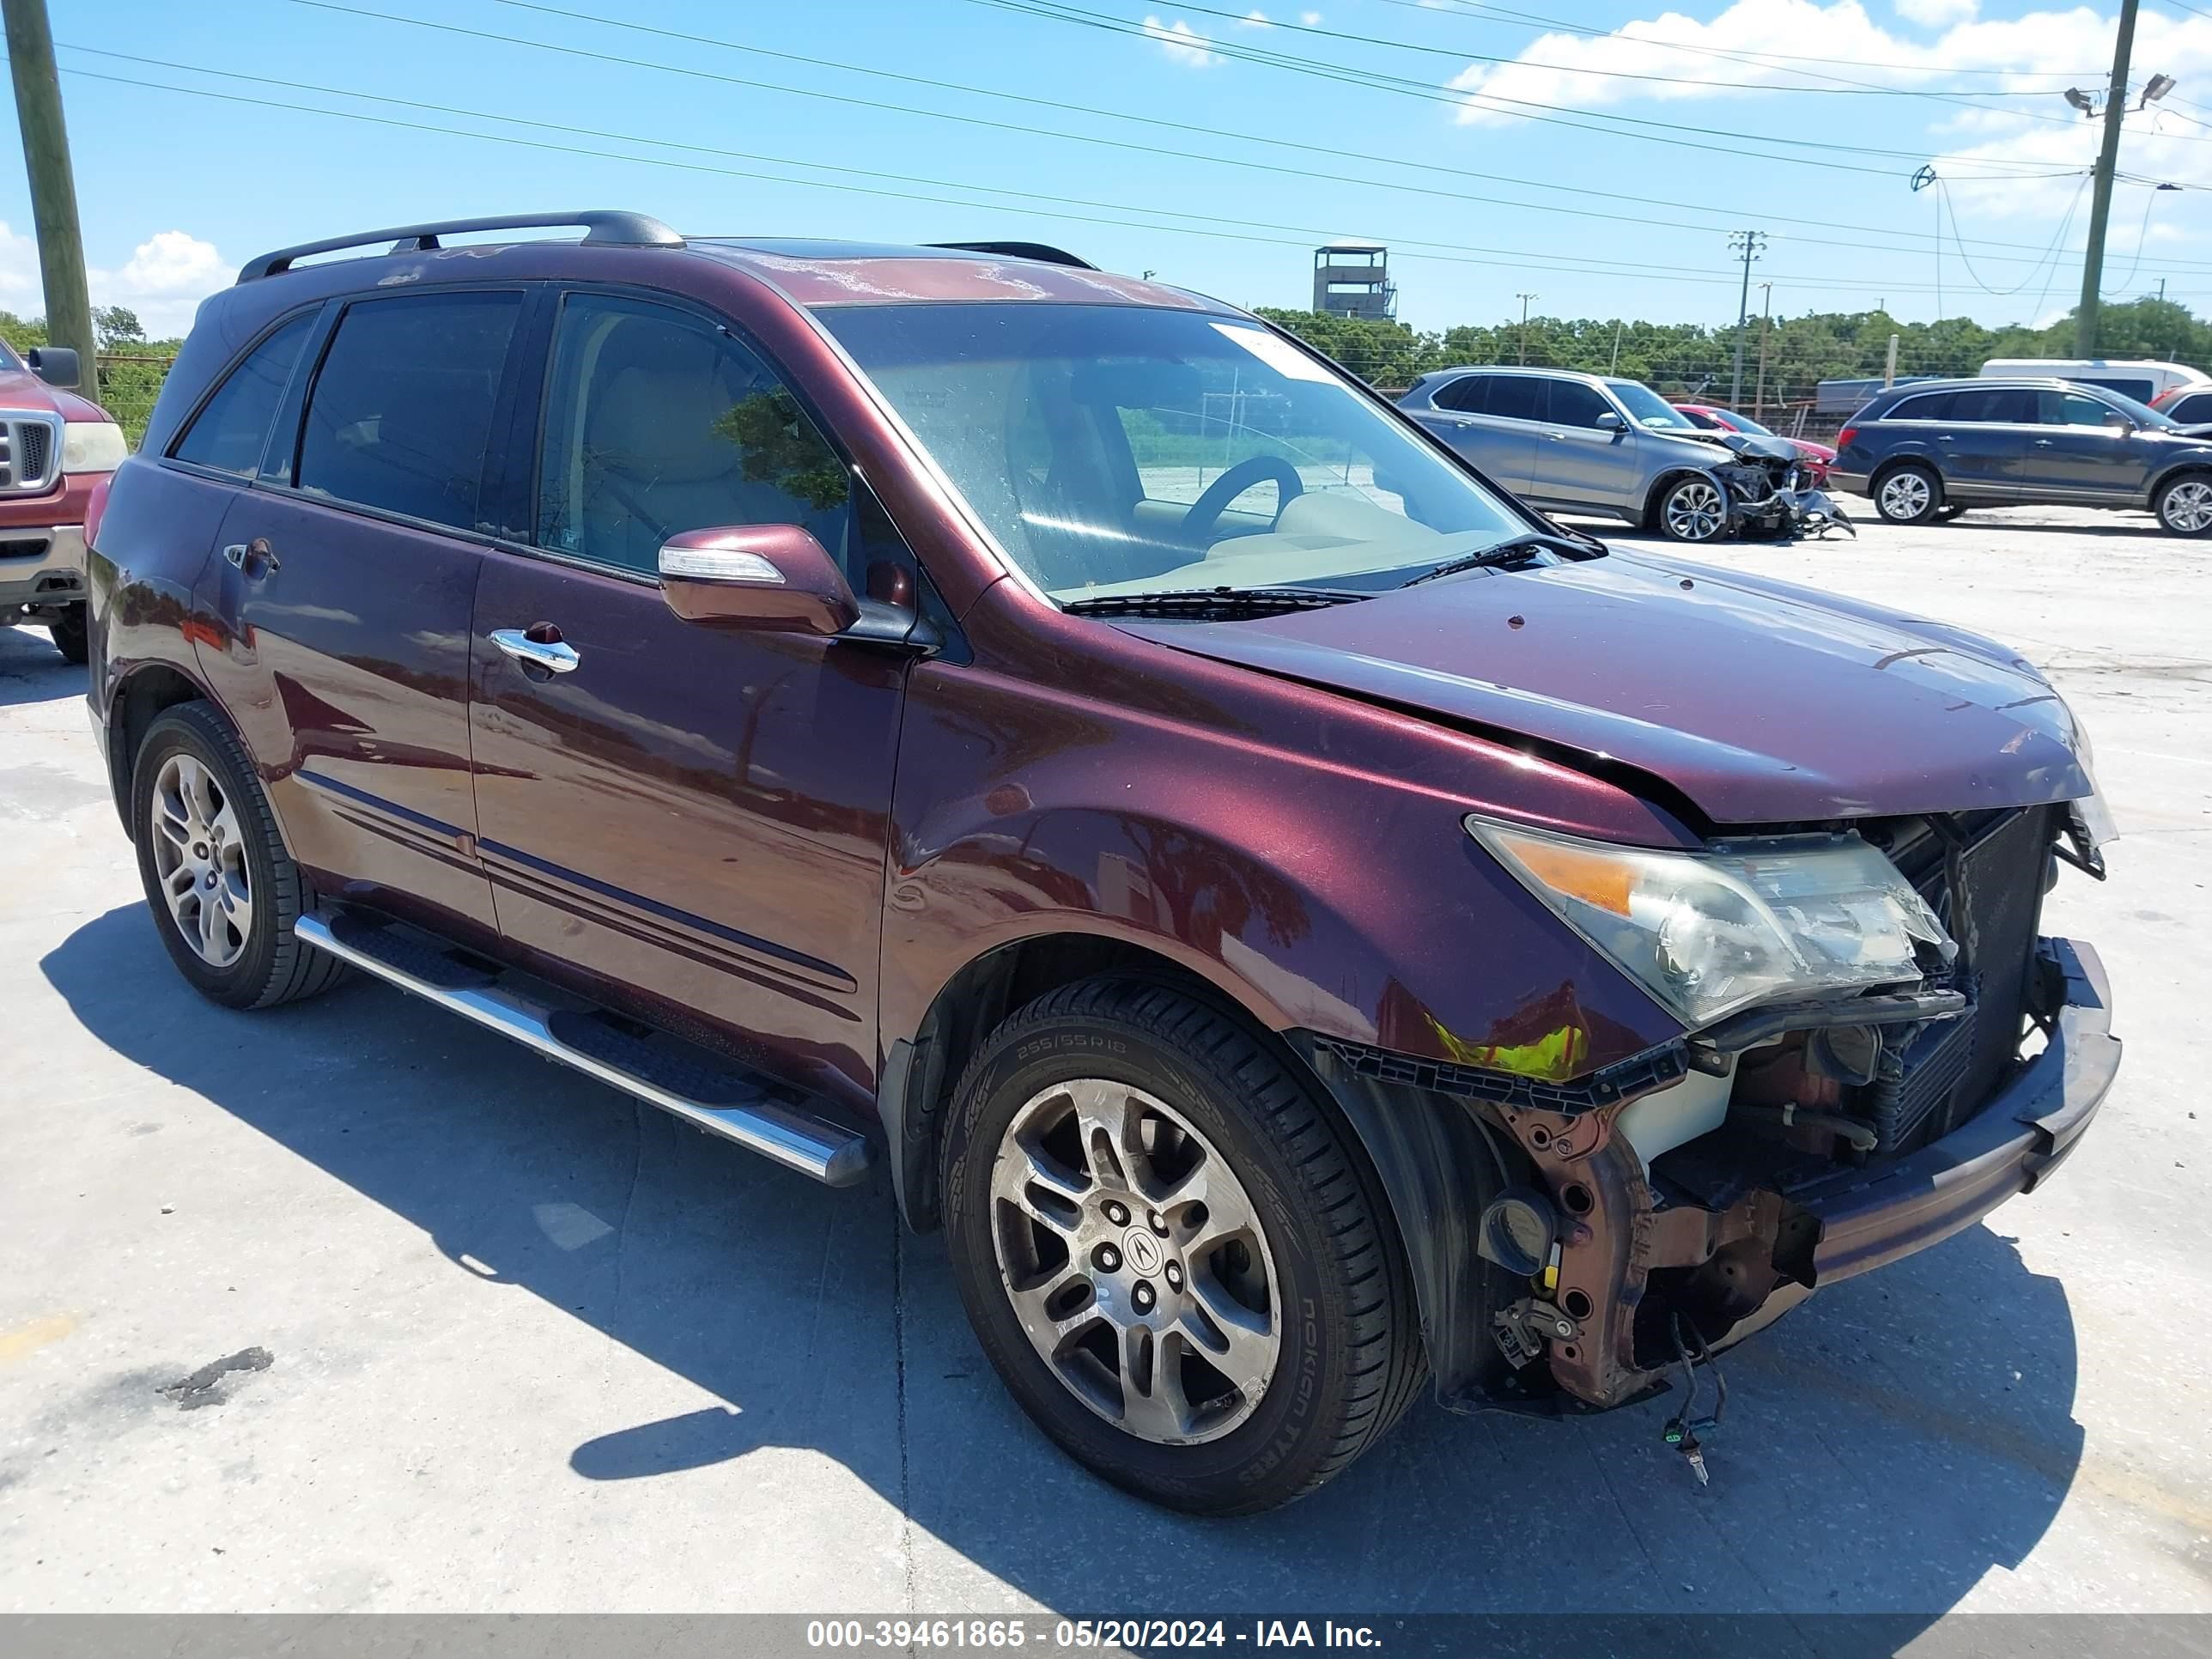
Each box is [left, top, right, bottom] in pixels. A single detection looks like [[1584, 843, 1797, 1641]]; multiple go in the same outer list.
[[27, 346, 80, 390], [658, 525, 860, 635], [1594, 410, 1623, 431], [2105, 412, 2136, 432]]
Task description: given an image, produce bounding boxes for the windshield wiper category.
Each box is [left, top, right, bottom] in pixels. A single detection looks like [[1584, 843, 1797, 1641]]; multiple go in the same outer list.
[[1060, 586, 1371, 619], [1399, 530, 1600, 588]]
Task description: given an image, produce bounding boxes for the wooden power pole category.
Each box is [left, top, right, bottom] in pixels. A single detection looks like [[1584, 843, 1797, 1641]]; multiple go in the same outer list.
[[1753, 281, 1773, 419], [2076, 0, 2141, 359], [3, 0, 94, 378]]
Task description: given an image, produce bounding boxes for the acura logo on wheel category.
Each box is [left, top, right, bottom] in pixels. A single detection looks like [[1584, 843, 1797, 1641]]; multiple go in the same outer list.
[[1123, 1228, 1164, 1276]]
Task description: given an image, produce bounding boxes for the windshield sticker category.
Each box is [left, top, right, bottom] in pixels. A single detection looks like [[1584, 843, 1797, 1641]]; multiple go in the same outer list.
[[1209, 322, 1337, 384]]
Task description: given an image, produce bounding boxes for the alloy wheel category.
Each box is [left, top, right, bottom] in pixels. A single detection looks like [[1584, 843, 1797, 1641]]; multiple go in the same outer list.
[[149, 752, 254, 969], [1879, 471, 1933, 520], [988, 1077, 1280, 1446], [1663, 479, 1726, 541], [2163, 479, 2212, 532]]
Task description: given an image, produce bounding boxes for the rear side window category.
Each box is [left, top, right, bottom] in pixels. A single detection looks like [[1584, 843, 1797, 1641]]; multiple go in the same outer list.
[[1486, 376, 1545, 422], [171, 313, 315, 476], [1948, 387, 2037, 423], [1887, 392, 1954, 422], [296, 291, 522, 532], [1546, 380, 1612, 428], [534, 292, 851, 578], [1431, 374, 1489, 413]]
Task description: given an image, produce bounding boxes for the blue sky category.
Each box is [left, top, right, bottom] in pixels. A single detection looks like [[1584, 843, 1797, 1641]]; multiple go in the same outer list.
[[7, 0, 2212, 337]]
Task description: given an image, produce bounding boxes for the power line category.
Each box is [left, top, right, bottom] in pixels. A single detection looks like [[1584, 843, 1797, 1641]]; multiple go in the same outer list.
[[282, 0, 2167, 272], [43, 53, 2107, 307], [971, 0, 2086, 173]]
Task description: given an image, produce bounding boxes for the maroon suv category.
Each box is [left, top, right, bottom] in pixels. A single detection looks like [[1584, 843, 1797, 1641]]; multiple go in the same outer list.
[[87, 212, 2120, 1513]]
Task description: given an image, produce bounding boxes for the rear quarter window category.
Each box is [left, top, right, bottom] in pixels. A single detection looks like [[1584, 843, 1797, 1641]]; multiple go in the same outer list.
[[1885, 392, 1955, 422], [2172, 392, 2212, 423], [171, 313, 316, 476]]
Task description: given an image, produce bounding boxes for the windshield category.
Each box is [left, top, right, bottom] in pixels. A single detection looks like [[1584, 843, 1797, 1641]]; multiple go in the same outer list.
[[818, 303, 1525, 599], [0, 338, 20, 371], [1607, 380, 1698, 430], [1718, 410, 1776, 435]]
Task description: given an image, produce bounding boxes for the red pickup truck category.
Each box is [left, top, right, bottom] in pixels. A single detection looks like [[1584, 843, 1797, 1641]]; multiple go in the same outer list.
[[0, 338, 126, 662]]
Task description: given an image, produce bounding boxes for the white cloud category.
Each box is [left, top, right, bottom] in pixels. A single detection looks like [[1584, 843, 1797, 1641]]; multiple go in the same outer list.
[[1239, 7, 1271, 22], [1143, 15, 1221, 65], [0, 224, 227, 339], [1896, 0, 1977, 22], [1300, 9, 1324, 21], [90, 231, 228, 338]]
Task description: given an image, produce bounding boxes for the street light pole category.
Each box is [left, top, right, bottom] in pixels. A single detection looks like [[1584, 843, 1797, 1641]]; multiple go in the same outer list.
[[1753, 280, 1773, 420], [1516, 292, 1536, 364], [2076, 0, 2142, 358], [2, 0, 94, 380], [1728, 230, 1765, 407]]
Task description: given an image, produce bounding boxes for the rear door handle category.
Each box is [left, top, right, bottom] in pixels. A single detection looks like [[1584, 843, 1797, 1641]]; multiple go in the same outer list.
[[222, 538, 279, 574], [489, 628, 580, 675], [2033, 438, 2056, 447]]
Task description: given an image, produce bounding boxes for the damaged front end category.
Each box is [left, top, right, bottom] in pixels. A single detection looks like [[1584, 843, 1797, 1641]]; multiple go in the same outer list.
[[1304, 801, 2119, 1448], [1705, 432, 1854, 540]]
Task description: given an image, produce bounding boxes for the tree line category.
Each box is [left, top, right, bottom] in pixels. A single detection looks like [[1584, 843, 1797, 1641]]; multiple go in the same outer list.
[[1256, 296, 2212, 408]]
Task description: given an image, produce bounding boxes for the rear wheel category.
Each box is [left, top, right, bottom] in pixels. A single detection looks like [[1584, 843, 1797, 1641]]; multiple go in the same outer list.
[[47, 604, 88, 664], [942, 978, 1424, 1514], [1874, 463, 1942, 524], [131, 702, 349, 1009], [1935, 502, 1969, 522], [2154, 473, 2212, 536]]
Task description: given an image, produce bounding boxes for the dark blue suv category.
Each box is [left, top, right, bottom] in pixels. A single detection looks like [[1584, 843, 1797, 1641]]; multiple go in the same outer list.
[[1831, 375, 2212, 535]]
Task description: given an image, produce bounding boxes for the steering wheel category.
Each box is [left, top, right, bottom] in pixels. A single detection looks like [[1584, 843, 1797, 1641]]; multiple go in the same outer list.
[[1179, 454, 1304, 544]]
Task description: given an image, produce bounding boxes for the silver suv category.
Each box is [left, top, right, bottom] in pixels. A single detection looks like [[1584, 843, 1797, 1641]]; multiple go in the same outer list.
[[1400, 366, 1796, 542]]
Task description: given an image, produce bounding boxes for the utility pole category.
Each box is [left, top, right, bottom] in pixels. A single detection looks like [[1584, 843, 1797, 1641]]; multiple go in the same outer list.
[[2076, 0, 2142, 357], [1753, 281, 1773, 419], [1516, 292, 1536, 364], [1728, 230, 1765, 408], [1609, 317, 1624, 374], [3, 0, 94, 380]]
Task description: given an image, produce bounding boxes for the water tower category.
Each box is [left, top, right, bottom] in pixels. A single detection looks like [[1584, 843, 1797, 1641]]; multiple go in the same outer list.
[[1312, 242, 1395, 319]]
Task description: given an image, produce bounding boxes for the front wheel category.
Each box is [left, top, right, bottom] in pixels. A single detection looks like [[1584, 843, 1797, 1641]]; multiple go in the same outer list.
[[942, 979, 1425, 1514], [1656, 476, 1729, 543], [1875, 463, 1943, 525], [2154, 473, 2212, 536]]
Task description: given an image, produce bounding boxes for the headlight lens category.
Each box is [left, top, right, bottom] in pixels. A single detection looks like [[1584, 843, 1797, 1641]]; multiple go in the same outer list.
[[2065, 705, 2118, 850], [1467, 817, 1955, 1029], [62, 421, 127, 474]]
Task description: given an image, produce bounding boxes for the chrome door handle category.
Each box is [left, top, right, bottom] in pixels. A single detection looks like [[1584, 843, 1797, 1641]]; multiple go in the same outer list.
[[489, 628, 580, 674], [222, 538, 279, 573], [1547, 431, 1566, 441], [2033, 438, 2055, 446], [1936, 434, 1954, 441]]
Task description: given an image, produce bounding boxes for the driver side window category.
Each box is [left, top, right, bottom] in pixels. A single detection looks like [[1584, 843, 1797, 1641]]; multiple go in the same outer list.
[[534, 293, 851, 578]]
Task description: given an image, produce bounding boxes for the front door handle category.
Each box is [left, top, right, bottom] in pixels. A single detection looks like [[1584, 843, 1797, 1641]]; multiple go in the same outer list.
[[222, 538, 279, 574], [489, 627, 580, 675], [2033, 438, 2056, 447]]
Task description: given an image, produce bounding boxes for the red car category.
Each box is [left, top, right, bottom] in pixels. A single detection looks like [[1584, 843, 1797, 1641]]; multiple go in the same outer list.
[[0, 337, 126, 661], [87, 212, 2118, 1511], [1675, 403, 1835, 484]]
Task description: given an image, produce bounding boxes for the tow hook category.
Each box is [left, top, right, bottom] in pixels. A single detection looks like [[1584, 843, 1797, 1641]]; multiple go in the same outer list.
[[1661, 1312, 1729, 1487], [1492, 1297, 1577, 1369]]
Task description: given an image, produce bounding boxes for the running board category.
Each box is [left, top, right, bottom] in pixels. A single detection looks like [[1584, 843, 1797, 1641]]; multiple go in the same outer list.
[[294, 913, 872, 1187]]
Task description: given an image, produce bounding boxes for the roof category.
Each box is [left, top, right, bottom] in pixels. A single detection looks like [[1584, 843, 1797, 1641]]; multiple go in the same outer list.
[[691, 238, 1220, 309]]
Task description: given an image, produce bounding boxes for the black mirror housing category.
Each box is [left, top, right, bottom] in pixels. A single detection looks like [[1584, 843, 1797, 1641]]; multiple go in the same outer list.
[[27, 346, 81, 390]]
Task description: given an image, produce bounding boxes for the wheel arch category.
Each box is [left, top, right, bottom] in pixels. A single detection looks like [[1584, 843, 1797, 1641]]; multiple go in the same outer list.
[[2148, 459, 2212, 507], [881, 924, 1516, 1403], [1640, 465, 1723, 530], [106, 660, 215, 839]]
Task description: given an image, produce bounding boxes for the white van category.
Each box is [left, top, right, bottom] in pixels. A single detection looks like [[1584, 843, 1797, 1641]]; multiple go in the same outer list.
[[1979, 357, 2208, 404]]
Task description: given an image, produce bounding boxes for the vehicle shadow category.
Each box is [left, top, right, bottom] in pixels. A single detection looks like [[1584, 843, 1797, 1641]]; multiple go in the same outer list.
[[42, 904, 2082, 1622], [0, 623, 82, 708]]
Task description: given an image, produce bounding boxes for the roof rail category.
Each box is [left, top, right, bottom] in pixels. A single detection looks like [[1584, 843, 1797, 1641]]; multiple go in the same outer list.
[[927, 240, 1097, 270], [237, 210, 684, 283]]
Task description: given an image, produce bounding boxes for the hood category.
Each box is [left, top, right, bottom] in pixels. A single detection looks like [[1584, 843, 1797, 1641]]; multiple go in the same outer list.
[[1115, 550, 2091, 828], [0, 366, 107, 422], [1699, 428, 1800, 464]]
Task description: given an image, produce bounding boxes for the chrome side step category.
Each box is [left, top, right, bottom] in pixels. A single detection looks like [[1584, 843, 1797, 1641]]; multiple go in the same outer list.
[[295, 913, 872, 1187]]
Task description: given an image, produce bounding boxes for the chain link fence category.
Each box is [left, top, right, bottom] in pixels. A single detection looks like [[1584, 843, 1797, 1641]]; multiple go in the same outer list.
[[96, 351, 179, 449]]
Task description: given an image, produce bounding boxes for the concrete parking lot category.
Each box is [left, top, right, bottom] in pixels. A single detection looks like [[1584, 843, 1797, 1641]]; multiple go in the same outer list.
[[1, 504, 2207, 1620]]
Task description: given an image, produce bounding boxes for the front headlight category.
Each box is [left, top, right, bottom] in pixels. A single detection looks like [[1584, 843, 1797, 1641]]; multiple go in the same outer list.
[[62, 421, 127, 474], [2064, 705, 2118, 850], [1467, 817, 1955, 1030]]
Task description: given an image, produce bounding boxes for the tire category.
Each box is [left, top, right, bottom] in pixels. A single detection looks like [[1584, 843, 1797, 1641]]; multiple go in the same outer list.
[[1935, 502, 1969, 522], [130, 702, 350, 1010], [1655, 475, 1729, 544], [2153, 472, 2212, 536], [1874, 463, 1942, 525], [942, 978, 1425, 1515], [47, 604, 88, 664]]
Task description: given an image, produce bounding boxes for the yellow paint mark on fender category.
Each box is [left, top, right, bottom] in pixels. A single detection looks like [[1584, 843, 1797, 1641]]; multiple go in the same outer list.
[[0, 1312, 78, 1364]]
